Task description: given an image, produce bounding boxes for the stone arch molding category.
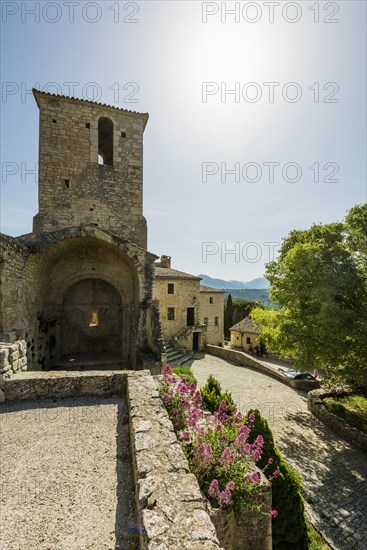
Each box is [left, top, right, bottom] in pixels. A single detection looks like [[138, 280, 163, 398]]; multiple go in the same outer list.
[[29, 228, 146, 368]]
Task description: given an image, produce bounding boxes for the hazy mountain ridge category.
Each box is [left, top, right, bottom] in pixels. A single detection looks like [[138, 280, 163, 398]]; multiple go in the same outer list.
[[199, 274, 269, 290]]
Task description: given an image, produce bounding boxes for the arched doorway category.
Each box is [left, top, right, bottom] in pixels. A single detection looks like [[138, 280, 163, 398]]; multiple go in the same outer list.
[[61, 278, 122, 365]]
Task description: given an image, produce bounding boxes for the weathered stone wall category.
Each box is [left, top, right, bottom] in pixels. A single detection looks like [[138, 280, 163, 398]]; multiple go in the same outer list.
[[308, 389, 367, 452], [206, 487, 272, 550], [127, 372, 223, 549], [0, 236, 29, 334], [230, 329, 260, 352], [199, 290, 224, 347], [32, 90, 148, 249], [0, 339, 28, 402], [1, 227, 160, 371], [0, 340, 27, 377], [207, 345, 320, 392], [154, 278, 201, 345]]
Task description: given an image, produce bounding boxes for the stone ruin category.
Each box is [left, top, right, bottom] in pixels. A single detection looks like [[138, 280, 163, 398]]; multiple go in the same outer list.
[[0, 89, 165, 378]]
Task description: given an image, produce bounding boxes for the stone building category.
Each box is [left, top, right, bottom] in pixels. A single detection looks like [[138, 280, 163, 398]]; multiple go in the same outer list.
[[154, 256, 224, 353], [0, 90, 164, 372], [229, 316, 261, 352]]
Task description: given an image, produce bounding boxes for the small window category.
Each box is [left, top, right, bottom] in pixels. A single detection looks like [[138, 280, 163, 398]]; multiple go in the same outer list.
[[246, 337, 251, 344], [121, 131, 126, 138], [86, 123, 90, 129], [204, 317, 208, 326], [63, 179, 70, 188], [214, 317, 219, 326], [209, 297, 213, 304], [167, 283, 174, 294], [52, 119, 57, 124], [167, 308, 175, 321], [98, 117, 113, 166], [236, 336, 239, 341]]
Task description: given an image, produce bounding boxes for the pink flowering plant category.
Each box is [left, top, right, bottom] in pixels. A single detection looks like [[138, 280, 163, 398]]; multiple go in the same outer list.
[[159, 365, 278, 516]]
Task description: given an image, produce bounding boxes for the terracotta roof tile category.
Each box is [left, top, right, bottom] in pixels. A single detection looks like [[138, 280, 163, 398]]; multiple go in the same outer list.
[[229, 316, 261, 334]]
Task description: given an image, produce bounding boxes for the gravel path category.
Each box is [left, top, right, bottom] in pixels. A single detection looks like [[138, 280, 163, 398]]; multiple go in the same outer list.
[[191, 355, 367, 550], [0, 396, 138, 550]]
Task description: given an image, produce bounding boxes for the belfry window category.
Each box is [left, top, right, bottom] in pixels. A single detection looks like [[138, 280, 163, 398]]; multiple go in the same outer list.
[[98, 117, 113, 165]]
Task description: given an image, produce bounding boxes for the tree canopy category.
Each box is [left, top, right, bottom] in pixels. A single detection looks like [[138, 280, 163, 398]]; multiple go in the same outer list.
[[251, 204, 367, 387], [224, 297, 263, 338]]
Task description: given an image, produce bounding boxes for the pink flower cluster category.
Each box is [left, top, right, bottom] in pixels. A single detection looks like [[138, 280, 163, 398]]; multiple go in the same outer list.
[[159, 366, 277, 513], [208, 479, 236, 509]]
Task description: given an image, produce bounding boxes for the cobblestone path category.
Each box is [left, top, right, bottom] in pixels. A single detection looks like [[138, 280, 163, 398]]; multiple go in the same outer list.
[[191, 355, 367, 550]]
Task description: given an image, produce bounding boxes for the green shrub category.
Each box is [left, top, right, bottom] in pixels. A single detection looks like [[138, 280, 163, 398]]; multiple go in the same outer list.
[[245, 409, 308, 549], [171, 367, 197, 385], [200, 375, 234, 414]]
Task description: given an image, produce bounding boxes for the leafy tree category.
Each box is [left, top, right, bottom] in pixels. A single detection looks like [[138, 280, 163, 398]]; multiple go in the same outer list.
[[252, 204, 367, 387]]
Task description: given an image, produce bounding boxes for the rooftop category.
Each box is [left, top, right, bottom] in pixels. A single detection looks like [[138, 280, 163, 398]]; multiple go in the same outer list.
[[199, 285, 225, 293], [229, 316, 261, 335], [32, 89, 149, 128], [154, 266, 201, 281]]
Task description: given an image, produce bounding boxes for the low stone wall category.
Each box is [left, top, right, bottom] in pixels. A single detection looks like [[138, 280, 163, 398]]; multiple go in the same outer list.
[[207, 345, 320, 392], [0, 338, 28, 402], [127, 372, 222, 549], [0, 339, 28, 378], [1, 370, 126, 402], [308, 389, 367, 452], [206, 482, 272, 550]]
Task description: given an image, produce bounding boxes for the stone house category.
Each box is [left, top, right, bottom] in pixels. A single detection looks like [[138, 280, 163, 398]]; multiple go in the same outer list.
[[154, 256, 224, 352], [230, 316, 261, 352], [0, 89, 164, 372]]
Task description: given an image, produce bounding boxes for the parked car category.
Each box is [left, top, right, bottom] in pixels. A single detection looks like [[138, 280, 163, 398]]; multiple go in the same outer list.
[[279, 369, 316, 381]]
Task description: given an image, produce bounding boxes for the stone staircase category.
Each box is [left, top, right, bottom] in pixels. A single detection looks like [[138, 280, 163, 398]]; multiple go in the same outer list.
[[165, 344, 193, 367]]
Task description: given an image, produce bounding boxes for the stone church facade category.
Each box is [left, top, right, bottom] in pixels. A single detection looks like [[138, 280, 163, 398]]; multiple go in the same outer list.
[[0, 90, 164, 373], [0, 90, 223, 376]]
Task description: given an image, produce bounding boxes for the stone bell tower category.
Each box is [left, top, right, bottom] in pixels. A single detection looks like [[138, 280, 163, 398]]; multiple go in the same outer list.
[[32, 89, 149, 249]]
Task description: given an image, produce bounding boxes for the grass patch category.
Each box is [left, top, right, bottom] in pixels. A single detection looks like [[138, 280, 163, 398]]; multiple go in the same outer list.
[[306, 518, 331, 549], [323, 394, 367, 434], [171, 367, 197, 385]]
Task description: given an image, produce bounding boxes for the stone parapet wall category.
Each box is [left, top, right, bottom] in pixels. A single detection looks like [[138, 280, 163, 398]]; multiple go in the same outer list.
[[1, 370, 126, 402], [308, 389, 367, 452], [127, 372, 223, 549], [207, 345, 320, 392], [206, 483, 272, 550], [0, 339, 28, 383]]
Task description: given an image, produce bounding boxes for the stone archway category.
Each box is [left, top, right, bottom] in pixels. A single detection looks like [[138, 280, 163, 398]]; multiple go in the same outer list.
[[61, 278, 123, 364]]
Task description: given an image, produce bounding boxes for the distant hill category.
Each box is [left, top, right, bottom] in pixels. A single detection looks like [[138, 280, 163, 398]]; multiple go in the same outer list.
[[222, 288, 277, 308], [199, 274, 269, 290]]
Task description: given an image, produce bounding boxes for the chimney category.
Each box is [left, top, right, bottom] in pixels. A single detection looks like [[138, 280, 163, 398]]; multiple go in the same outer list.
[[160, 255, 171, 268]]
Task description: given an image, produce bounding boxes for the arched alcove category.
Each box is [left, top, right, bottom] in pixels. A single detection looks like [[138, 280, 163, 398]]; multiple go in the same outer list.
[[61, 278, 122, 363]]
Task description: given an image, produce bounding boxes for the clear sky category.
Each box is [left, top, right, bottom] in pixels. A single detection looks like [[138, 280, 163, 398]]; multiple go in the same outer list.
[[1, 1, 366, 281]]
